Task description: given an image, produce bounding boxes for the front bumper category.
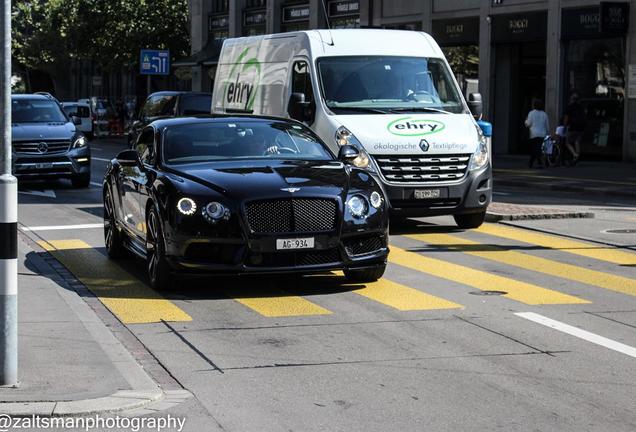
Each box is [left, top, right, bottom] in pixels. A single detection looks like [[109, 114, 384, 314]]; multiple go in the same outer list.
[[164, 230, 388, 275], [380, 164, 492, 217], [13, 147, 91, 179]]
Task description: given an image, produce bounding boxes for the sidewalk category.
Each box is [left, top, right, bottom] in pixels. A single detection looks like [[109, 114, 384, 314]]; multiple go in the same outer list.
[[0, 235, 167, 416], [493, 155, 636, 198]]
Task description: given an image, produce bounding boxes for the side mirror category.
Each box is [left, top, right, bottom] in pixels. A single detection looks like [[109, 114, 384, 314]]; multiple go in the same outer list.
[[338, 145, 360, 163], [467, 93, 483, 120], [116, 149, 140, 167], [71, 116, 82, 126], [288, 92, 311, 122], [132, 120, 142, 129]]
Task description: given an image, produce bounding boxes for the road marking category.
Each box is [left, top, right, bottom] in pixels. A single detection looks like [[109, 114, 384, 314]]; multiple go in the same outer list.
[[90, 181, 103, 188], [494, 169, 636, 187], [22, 223, 103, 232], [389, 246, 589, 305], [477, 224, 636, 265], [92, 157, 112, 162], [38, 239, 192, 324], [19, 189, 56, 198], [408, 233, 636, 298], [352, 278, 462, 311], [232, 293, 332, 317], [515, 312, 636, 359]]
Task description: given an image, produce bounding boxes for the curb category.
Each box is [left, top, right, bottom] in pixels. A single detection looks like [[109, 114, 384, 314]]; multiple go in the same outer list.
[[486, 210, 595, 222], [494, 178, 636, 199]]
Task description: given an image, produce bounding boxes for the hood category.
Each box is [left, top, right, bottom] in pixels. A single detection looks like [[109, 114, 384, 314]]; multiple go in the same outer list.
[[168, 159, 349, 201], [334, 113, 479, 155], [12, 122, 76, 142]]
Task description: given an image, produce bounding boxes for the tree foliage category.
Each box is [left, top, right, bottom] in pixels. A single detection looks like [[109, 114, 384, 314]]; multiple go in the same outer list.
[[442, 45, 479, 79], [13, 0, 190, 72]]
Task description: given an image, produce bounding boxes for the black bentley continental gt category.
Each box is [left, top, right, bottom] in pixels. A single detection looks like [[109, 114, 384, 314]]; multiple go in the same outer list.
[[103, 116, 389, 290]]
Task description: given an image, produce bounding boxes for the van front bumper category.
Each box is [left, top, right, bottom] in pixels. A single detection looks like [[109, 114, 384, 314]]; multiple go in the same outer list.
[[379, 164, 492, 217]]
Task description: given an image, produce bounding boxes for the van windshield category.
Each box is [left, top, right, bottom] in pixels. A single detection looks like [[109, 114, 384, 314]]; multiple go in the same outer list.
[[317, 56, 465, 114]]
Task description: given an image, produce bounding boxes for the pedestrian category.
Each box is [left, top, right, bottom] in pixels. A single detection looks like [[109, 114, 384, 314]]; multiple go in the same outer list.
[[525, 98, 549, 169], [564, 91, 584, 165]]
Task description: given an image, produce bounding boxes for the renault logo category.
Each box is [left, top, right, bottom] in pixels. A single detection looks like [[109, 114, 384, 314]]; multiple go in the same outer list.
[[419, 139, 430, 152], [37, 142, 48, 154], [281, 187, 300, 193]]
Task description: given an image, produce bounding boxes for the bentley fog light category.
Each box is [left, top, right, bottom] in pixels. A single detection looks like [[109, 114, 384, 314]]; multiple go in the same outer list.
[[347, 195, 368, 219], [177, 198, 197, 216], [469, 126, 489, 171], [369, 191, 383, 209], [202, 202, 229, 223]]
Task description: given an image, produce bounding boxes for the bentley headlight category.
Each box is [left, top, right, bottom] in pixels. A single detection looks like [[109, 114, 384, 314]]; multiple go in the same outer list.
[[469, 126, 489, 171], [347, 195, 368, 219], [369, 191, 383, 209], [335, 126, 373, 170], [72, 135, 87, 149], [177, 197, 197, 216], [202, 202, 229, 223]]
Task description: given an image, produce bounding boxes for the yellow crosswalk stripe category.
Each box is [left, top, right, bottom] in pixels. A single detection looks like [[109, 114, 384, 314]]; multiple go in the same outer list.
[[38, 239, 192, 324], [389, 246, 589, 305], [352, 278, 462, 311], [407, 233, 636, 299], [231, 291, 332, 317], [477, 224, 636, 266]]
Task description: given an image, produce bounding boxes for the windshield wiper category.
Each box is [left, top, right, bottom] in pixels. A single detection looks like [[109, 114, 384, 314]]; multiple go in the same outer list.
[[326, 106, 390, 114], [388, 107, 453, 115]]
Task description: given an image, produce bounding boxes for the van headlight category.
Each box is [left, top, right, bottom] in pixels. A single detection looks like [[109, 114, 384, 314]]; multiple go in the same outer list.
[[335, 126, 374, 171], [469, 127, 489, 171]]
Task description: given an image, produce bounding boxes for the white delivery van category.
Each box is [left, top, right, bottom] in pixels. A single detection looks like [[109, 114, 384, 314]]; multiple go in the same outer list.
[[212, 29, 491, 228]]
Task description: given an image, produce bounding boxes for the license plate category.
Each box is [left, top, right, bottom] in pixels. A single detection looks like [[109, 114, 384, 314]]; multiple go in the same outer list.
[[35, 163, 53, 170], [414, 189, 441, 199], [276, 237, 315, 250]]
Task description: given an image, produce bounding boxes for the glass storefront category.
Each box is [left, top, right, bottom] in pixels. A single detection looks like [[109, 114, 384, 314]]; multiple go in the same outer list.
[[328, 1, 359, 29], [282, 3, 310, 32], [562, 7, 627, 158], [209, 14, 229, 41], [244, 9, 266, 36]]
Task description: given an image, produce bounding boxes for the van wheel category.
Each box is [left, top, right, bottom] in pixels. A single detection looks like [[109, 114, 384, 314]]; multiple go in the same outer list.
[[344, 265, 386, 283], [454, 211, 486, 229], [71, 173, 91, 188]]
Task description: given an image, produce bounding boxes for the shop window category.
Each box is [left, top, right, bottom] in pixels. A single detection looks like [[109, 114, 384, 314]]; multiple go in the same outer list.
[[441, 45, 479, 95], [565, 37, 624, 156], [212, 0, 229, 13]]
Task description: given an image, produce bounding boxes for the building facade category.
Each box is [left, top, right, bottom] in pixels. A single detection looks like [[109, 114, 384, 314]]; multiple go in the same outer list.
[[182, 0, 635, 161]]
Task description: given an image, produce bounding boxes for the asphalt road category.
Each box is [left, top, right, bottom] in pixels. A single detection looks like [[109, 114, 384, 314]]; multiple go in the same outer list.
[[16, 139, 636, 432]]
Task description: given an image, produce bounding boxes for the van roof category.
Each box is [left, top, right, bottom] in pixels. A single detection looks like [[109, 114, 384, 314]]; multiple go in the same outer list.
[[224, 29, 444, 59]]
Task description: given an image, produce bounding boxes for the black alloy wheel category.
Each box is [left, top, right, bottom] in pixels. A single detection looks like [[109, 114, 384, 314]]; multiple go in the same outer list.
[[344, 264, 387, 283], [103, 187, 127, 258], [146, 207, 173, 291]]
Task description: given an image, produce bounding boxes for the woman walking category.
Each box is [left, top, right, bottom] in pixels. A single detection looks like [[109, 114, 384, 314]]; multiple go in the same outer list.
[[525, 99, 550, 169]]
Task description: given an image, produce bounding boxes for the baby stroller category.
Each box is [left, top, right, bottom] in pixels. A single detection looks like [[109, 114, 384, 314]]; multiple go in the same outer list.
[[542, 135, 561, 167]]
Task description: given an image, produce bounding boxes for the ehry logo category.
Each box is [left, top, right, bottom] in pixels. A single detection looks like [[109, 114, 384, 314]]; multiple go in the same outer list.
[[223, 47, 261, 111], [387, 117, 446, 136]]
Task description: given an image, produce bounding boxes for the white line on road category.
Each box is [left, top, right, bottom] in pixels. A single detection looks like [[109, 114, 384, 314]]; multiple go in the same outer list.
[[90, 181, 103, 188], [92, 157, 112, 162], [22, 223, 103, 232], [515, 312, 636, 359]]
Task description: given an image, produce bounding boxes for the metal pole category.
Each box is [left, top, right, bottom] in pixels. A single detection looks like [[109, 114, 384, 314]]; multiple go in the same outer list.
[[0, 0, 18, 386]]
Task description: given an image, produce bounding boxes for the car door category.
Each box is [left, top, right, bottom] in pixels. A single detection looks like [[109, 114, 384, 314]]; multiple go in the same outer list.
[[136, 129, 158, 239]]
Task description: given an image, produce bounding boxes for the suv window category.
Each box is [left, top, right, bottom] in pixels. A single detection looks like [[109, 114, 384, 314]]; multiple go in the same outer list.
[[178, 95, 212, 115], [12, 99, 67, 123]]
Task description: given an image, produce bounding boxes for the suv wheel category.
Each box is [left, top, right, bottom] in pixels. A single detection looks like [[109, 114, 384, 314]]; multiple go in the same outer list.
[[71, 173, 91, 188], [453, 211, 486, 229]]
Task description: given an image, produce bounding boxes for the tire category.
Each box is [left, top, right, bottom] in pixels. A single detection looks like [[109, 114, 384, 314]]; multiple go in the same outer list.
[[146, 207, 173, 291], [344, 265, 386, 283], [103, 187, 128, 259], [453, 211, 486, 229], [71, 172, 91, 188]]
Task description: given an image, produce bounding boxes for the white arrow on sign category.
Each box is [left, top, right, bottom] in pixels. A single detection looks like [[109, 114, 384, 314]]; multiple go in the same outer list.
[[19, 189, 57, 198]]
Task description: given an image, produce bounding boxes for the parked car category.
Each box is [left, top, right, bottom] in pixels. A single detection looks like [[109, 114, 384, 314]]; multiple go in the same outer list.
[[104, 115, 389, 290], [79, 97, 112, 138], [11, 94, 91, 187], [127, 91, 213, 145], [61, 102, 94, 139]]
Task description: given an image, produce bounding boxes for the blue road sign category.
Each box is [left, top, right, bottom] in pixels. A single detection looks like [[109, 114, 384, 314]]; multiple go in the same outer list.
[[140, 49, 170, 76]]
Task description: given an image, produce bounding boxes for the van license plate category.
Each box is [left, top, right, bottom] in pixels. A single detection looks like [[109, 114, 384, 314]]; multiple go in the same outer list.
[[276, 237, 315, 250], [414, 189, 441, 199]]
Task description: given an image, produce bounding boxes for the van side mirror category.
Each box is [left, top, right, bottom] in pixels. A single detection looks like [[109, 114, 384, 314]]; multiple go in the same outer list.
[[338, 145, 360, 163], [116, 149, 141, 167], [288, 92, 311, 122], [467, 93, 483, 120]]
